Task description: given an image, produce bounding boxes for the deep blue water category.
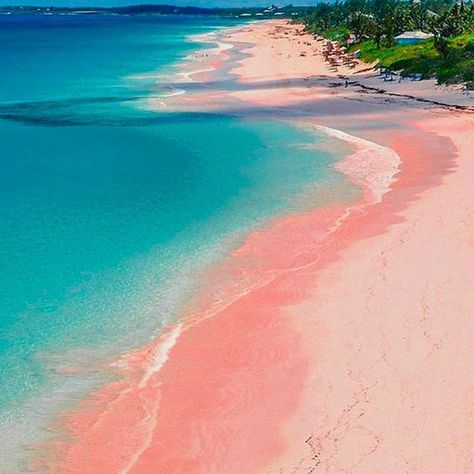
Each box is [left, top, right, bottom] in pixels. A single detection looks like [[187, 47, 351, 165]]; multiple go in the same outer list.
[[0, 14, 353, 468]]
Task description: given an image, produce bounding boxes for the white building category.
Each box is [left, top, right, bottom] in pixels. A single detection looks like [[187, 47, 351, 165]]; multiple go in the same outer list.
[[395, 31, 434, 45]]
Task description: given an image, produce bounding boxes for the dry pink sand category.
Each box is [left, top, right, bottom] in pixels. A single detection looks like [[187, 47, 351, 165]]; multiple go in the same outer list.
[[35, 20, 474, 474], [228, 20, 473, 108], [265, 116, 474, 473]]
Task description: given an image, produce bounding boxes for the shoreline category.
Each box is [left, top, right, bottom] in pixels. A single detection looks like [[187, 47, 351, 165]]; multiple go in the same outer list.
[[36, 20, 474, 473]]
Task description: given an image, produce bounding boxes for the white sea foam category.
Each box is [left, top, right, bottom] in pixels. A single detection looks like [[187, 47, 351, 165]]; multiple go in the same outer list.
[[176, 67, 216, 82], [214, 41, 234, 53], [160, 88, 186, 98], [138, 323, 183, 389], [311, 124, 401, 203]]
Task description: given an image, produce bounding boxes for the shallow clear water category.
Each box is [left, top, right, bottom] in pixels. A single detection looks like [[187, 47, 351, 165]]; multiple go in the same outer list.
[[0, 13, 355, 468]]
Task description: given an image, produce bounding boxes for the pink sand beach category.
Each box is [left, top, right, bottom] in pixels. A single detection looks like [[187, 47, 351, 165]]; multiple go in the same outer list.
[[35, 20, 474, 473]]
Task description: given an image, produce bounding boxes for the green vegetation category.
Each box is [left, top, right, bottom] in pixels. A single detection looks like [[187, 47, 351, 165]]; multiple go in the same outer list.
[[324, 26, 352, 41], [351, 34, 474, 86], [303, 0, 474, 88]]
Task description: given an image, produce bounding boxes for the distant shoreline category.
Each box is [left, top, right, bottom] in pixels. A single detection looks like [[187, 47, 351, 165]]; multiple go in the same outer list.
[[0, 4, 313, 19]]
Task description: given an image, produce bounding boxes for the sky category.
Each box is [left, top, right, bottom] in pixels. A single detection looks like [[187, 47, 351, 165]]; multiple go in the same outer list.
[[0, 0, 294, 6]]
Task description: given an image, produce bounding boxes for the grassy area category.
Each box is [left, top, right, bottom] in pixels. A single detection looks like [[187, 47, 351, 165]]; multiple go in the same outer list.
[[322, 26, 351, 42], [349, 34, 474, 88]]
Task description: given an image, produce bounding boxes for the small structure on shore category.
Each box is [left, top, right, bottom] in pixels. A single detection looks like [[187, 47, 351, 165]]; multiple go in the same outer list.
[[395, 31, 434, 45]]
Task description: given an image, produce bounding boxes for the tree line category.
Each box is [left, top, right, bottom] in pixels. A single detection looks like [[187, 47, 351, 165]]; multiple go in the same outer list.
[[304, 0, 474, 58]]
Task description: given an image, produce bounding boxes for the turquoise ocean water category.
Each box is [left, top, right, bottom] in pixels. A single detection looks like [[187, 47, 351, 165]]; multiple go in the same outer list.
[[0, 13, 355, 469]]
